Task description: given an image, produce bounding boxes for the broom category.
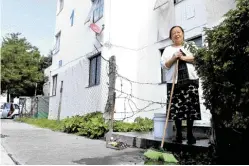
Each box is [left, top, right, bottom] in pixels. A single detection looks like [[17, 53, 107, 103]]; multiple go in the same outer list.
[[144, 59, 179, 164]]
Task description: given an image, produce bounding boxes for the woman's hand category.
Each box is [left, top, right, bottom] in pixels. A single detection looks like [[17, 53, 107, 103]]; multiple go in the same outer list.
[[165, 51, 182, 68], [179, 55, 194, 63], [173, 51, 183, 60]]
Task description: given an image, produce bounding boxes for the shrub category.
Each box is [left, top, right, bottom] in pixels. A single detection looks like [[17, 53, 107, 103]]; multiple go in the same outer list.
[[113, 117, 153, 132], [190, 0, 249, 164], [133, 117, 153, 132], [18, 113, 153, 139], [62, 115, 84, 133], [77, 112, 108, 139]]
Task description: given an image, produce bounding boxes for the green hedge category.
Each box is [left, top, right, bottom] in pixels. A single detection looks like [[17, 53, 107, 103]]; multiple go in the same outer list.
[[189, 0, 249, 164], [17, 112, 153, 139]]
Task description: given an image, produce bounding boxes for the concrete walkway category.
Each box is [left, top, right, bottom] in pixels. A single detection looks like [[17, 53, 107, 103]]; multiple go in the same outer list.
[[1, 144, 15, 165], [1, 119, 144, 165]]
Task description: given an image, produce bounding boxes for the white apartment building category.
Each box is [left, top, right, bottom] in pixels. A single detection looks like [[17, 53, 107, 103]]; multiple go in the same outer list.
[[47, 0, 236, 126]]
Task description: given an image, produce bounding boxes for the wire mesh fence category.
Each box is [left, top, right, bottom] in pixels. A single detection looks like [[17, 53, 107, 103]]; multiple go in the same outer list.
[[102, 55, 167, 124], [19, 96, 51, 119]]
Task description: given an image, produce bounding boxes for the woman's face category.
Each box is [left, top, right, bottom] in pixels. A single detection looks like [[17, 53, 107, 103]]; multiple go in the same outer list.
[[171, 27, 184, 45]]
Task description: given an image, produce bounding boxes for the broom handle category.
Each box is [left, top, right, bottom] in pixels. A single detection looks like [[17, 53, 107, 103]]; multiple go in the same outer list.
[[160, 59, 179, 148]]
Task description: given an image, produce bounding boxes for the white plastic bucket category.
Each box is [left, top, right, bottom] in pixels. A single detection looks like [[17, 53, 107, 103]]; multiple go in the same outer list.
[[153, 113, 174, 139]]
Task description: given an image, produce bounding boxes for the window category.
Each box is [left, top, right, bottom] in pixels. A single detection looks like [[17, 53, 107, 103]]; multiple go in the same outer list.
[[89, 54, 101, 86], [54, 31, 61, 54], [85, 0, 104, 24], [58, 0, 64, 14], [187, 36, 202, 48], [93, 0, 104, 23], [174, 0, 184, 4], [70, 9, 75, 26], [52, 75, 58, 96], [154, 0, 169, 10], [160, 49, 167, 83]]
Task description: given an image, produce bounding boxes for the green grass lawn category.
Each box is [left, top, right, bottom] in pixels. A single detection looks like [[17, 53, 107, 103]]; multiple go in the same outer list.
[[16, 117, 63, 131]]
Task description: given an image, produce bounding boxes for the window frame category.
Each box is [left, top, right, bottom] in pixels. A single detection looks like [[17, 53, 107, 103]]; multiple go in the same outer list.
[[160, 48, 167, 84], [174, 0, 184, 4], [52, 75, 58, 96], [54, 31, 61, 54], [187, 35, 203, 48], [89, 53, 101, 87], [93, 0, 104, 23], [57, 0, 64, 15]]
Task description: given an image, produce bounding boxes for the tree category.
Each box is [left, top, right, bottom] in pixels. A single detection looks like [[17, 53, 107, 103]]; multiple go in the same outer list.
[[36, 50, 53, 96], [1, 33, 44, 100], [191, 0, 249, 164], [40, 50, 53, 70]]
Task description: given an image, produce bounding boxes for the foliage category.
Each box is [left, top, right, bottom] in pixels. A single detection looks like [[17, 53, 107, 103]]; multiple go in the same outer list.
[[113, 121, 136, 132], [1, 33, 51, 98], [17, 112, 153, 139], [62, 112, 108, 139], [172, 150, 214, 165], [77, 112, 108, 139], [134, 117, 153, 131], [39, 50, 52, 73], [113, 117, 153, 132], [62, 115, 84, 133], [186, 0, 249, 164]]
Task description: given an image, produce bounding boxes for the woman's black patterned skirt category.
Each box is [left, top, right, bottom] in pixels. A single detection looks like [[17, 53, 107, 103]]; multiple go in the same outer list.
[[166, 80, 201, 121]]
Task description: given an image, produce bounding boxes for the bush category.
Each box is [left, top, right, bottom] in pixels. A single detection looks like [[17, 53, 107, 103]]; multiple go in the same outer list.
[[190, 0, 249, 164], [113, 121, 136, 132], [113, 117, 153, 132], [77, 112, 108, 139], [18, 113, 153, 139], [133, 117, 153, 132], [61, 112, 108, 139], [62, 115, 85, 133], [62, 113, 153, 137]]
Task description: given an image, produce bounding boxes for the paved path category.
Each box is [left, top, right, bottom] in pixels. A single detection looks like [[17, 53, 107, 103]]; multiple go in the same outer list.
[[1, 119, 144, 165], [1, 144, 16, 165]]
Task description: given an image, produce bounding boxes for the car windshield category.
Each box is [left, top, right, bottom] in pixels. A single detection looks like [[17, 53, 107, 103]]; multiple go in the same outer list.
[[4, 103, 11, 109]]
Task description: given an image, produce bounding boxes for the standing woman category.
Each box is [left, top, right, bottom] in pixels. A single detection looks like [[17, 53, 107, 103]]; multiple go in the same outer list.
[[161, 26, 201, 144]]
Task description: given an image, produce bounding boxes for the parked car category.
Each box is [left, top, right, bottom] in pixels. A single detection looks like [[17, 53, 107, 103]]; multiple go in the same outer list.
[[0, 102, 20, 119]]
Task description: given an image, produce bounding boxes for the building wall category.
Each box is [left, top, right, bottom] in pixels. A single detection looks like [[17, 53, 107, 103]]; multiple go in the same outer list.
[[0, 93, 7, 103], [205, 0, 236, 28], [105, 0, 235, 126], [49, 0, 107, 119], [48, 0, 236, 126]]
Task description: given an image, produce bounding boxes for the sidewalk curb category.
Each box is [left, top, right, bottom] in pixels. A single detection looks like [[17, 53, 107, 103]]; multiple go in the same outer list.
[[1, 144, 16, 165]]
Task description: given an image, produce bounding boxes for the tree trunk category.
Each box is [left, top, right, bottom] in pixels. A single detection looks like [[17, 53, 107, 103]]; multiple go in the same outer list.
[[7, 89, 10, 102]]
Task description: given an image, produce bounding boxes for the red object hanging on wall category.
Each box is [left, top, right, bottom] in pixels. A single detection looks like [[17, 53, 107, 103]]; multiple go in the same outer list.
[[90, 23, 101, 34]]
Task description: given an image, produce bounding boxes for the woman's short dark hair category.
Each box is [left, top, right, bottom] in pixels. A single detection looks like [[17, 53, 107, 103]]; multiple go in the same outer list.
[[169, 26, 184, 39]]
